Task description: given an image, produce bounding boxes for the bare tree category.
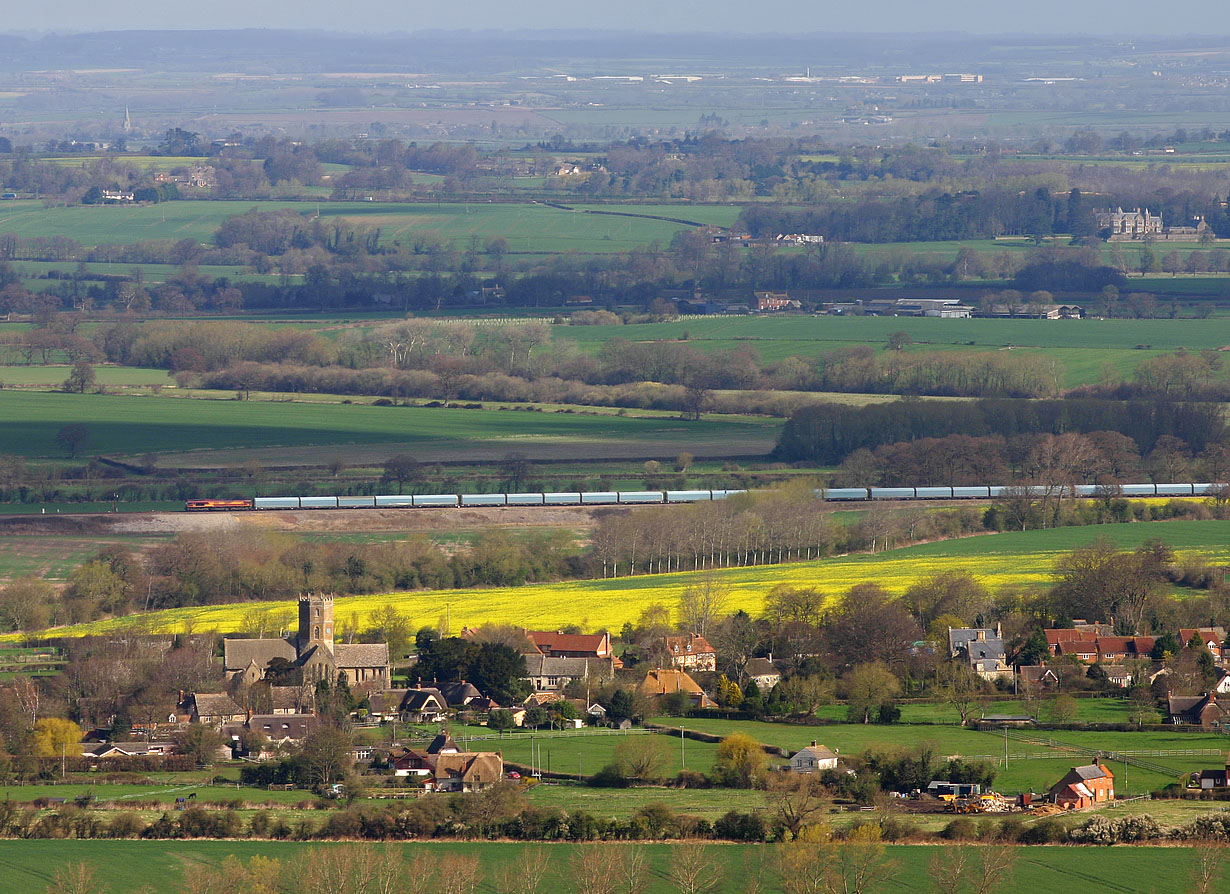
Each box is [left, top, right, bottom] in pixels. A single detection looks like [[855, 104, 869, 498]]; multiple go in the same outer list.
[[615, 734, 671, 782], [969, 845, 1018, 894], [669, 840, 721, 894], [46, 862, 96, 894], [437, 854, 482, 894], [617, 845, 651, 894], [766, 773, 829, 839], [493, 846, 551, 894], [937, 663, 988, 726], [572, 844, 622, 894], [927, 844, 971, 894], [1190, 838, 1228, 894], [677, 573, 730, 637]]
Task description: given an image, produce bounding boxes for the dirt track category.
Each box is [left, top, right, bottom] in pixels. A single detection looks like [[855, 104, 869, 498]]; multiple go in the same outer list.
[[2, 505, 623, 537]]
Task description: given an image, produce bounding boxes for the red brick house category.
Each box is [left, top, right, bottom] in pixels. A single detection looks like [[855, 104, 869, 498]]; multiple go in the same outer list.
[[1048, 764, 1114, 808], [1179, 628, 1227, 660], [1095, 636, 1155, 662]]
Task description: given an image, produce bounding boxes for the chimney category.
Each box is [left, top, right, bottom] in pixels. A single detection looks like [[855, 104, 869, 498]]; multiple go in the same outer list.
[[811, 740, 818, 748]]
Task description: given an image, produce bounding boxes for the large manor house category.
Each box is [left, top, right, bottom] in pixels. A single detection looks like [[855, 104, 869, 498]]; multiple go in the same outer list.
[[1096, 207, 1209, 241], [223, 594, 391, 690]]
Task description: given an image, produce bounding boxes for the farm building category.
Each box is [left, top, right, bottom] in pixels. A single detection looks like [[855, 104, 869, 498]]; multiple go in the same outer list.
[[1192, 755, 1230, 789], [1048, 763, 1114, 808]]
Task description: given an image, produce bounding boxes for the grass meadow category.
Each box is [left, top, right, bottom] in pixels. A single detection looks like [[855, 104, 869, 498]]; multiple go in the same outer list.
[[0, 839, 1215, 894], [548, 312, 1230, 387], [32, 518, 1230, 638]]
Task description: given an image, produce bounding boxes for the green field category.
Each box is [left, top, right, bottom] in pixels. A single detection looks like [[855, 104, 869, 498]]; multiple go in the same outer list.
[[652, 716, 1228, 795], [451, 727, 719, 778], [0, 390, 779, 461], [552, 314, 1230, 387], [34, 518, 1230, 638], [0, 199, 738, 254], [0, 365, 174, 388], [0, 839, 1214, 894]]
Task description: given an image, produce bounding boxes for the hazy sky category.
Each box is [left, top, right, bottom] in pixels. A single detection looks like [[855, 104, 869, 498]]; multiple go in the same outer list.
[[7, 1, 1230, 35]]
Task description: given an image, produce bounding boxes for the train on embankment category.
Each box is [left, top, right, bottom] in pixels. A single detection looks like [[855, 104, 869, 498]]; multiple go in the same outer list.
[[184, 482, 1224, 511]]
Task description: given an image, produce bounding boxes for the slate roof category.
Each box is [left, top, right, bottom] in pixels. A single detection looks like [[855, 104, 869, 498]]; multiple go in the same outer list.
[[427, 733, 459, 754], [191, 692, 244, 719], [1073, 764, 1111, 781], [223, 638, 297, 672], [948, 628, 1006, 661], [524, 655, 615, 679], [335, 642, 390, 668], [270, 686, 313, 712]]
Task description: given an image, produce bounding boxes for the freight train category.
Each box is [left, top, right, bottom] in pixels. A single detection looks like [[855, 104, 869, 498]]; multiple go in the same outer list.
[[184, 482, 1222, 511]]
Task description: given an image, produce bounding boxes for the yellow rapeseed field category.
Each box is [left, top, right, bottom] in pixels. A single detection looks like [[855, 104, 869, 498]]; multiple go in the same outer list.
[[32, 519, 1230, 639]]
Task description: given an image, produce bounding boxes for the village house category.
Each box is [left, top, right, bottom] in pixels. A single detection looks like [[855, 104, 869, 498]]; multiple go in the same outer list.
[[789, 741, 839, 773], [388, 739, 503, 792], [522, 630, 621, 665], [1017, 666, 1060, 689], [662, 633, 717, 672], [1047, 763, 1115, 808], [184, 692, 246, 729], [1213, 671, 1230, 695], [367, 687, 449, 723], [1096, 636, 1156, 662], [1167, 692, 1230, 728], [1179, 628, 1227, 660], [1046, 629, 1100, 661], [1099, 665, 1134, 689], [81, 741, 177, 759], [524, 655, 616, 692], [222, 594, 391, 690], [741, 655, 782, 691], [637, 668, 717, 709], [948, 627, 1012, 682], [243, 713, 319, 745]]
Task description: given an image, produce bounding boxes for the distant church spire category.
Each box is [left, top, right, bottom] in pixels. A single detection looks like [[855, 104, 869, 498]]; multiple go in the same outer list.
[[122, 106, 132, 133]]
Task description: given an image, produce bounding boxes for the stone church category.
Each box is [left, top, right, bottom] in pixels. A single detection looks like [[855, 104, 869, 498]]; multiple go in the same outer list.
[[224, 594, 391, 690]]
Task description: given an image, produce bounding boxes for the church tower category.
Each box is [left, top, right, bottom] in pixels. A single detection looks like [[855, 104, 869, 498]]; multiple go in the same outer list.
[[122, 106, 132, 134], [298, 593, 334, 654]]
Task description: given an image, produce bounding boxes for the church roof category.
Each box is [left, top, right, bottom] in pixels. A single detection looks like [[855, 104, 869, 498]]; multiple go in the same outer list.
[[223, 638, 296, 672], [335, 642, 390, 669]]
